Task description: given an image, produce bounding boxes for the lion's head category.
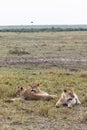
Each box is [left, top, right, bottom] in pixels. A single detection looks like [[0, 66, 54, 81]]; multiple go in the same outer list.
[[16, 86, 26, 97], [29, 83, 40, 93], [64, 88, 75, 99]]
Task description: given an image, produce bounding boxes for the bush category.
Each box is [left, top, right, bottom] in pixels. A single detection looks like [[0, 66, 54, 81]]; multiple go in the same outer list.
[[9, 47, 30, 55]]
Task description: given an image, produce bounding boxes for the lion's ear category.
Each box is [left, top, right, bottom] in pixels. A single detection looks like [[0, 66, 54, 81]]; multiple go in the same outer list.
[[64, 89, 67, 92], [21, 87, 23, 90], [29, 83, 33, 87], [37, 83, 39, 86]]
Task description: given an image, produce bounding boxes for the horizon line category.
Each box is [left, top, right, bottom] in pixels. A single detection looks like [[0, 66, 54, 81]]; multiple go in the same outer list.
[[0, 24, 87, 26]]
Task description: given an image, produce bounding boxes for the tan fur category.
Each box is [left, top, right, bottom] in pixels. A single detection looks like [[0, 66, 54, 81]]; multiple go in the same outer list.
[[10, 83, 56, 101], [29, 83, 48, 94], [56, 88, 81, 108]]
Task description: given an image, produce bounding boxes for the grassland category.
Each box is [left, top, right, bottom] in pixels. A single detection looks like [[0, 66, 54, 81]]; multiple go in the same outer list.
[[0, 32, 87, 130]]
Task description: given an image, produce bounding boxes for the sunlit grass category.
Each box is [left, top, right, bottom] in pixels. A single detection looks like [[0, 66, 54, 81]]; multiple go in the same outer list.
[[0, 67, 87, 103]]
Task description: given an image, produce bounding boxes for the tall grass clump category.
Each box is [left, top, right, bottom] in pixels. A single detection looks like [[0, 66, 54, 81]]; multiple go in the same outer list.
[[38, 101, 52, 117], [9, 47, 30, 55]]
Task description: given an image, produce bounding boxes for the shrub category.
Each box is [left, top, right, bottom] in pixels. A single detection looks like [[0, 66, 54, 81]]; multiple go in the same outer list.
[[9, 47, 30, 55]]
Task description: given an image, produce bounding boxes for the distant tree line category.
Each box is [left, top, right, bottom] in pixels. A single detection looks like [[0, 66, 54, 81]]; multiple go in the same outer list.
[[0, 27, 87, 32]]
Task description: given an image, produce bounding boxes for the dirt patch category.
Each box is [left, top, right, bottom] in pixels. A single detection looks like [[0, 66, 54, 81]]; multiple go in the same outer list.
[[0, 57, 87, 71]]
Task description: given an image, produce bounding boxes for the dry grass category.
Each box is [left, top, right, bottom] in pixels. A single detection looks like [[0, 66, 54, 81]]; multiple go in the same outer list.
[[0, 31, 87, 130], [0, 67, 87, 130]]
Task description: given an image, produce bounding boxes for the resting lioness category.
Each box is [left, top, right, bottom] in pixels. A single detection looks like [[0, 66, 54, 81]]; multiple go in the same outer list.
[[56, 88, 81, 108], [29, 83, 49, 95], [9, 83, 56, 101]]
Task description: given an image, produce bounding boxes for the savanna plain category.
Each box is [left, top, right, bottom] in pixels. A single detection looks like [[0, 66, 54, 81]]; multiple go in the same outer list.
[[0, 31, 87, 130]]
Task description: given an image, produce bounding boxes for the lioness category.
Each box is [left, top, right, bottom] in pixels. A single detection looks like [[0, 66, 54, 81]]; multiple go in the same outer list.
[[10, 83, 56, 101], [56, 88, 81, 108], [29, 83, 49, 95]]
